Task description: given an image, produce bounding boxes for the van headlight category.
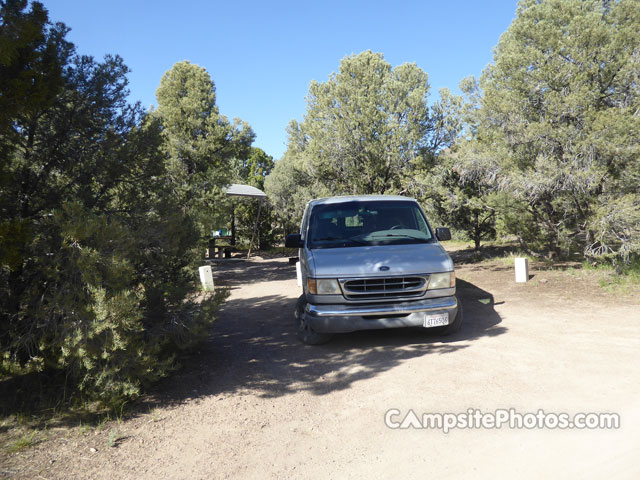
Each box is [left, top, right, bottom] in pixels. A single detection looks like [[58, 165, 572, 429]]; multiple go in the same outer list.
[[427, 272, 455, 290], [307, 278, 342, 295]]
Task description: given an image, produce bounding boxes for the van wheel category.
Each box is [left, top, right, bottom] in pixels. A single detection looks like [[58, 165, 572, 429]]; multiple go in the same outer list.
[[432, 300, 463, 336], [295, 296, 332, 345]]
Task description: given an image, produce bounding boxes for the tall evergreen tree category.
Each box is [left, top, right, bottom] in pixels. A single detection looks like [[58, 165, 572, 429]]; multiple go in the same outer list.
[[154, 61, 254, 237], [304, 51, 462, 194], [234, 147, 276, 249], [1, 2, 228, 405], [267, 51, 463, 228], [459, 0, 640, 260]]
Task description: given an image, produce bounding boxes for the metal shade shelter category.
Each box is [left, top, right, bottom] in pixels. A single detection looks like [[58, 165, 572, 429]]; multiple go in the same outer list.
[[225, 184, 268, 200], [225, 184, 268, 259]]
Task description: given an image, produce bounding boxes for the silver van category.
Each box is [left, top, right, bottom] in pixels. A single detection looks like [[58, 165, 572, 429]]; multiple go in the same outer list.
[[285, 195, 462, 344]]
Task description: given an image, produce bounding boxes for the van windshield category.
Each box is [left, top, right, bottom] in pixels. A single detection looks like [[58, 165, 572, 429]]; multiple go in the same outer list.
[[307, 200, 434, 249]]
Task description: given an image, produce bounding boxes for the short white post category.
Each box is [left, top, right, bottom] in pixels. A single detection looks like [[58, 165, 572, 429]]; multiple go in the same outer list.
[[296, 261, 302, 288], [199, 265, 215, 291], [515, 257, 529, 283]]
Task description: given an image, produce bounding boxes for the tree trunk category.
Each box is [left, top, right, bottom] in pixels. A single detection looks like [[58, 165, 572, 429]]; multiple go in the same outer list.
[[474, 212, 481, 252]]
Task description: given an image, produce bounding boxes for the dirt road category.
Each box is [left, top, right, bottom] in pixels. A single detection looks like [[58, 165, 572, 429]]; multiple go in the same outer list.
[[3, 255, 640, 479]]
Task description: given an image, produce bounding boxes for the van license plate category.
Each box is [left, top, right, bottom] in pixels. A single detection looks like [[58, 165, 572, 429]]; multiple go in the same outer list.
[[423, 313, 449, 328]]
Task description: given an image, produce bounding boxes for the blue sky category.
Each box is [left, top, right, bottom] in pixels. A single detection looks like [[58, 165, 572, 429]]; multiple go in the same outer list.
[[43, 0, 518, 160]]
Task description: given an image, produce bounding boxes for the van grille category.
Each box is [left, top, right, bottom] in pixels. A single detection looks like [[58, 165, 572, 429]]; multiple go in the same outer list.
[[340, 276, 428, 300]]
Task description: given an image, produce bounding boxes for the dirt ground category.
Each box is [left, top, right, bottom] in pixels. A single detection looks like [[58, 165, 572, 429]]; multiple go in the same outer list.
[[2, 249, 640, 479]]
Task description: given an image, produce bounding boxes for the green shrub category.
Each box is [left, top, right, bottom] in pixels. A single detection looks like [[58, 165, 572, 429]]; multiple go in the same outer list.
[[0, 2, 234, 409]]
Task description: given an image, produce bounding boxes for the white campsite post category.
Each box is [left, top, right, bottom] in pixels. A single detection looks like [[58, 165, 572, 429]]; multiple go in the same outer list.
[[514, 257, 529, 283], [199, 265, 215, 291]]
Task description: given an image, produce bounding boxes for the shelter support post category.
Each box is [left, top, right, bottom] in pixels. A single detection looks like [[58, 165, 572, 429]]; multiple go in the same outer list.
[[246, 200, 262, 260]]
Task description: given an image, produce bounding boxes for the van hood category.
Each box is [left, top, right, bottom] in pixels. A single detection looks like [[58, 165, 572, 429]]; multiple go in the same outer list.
[[307, 243, 454, 278]]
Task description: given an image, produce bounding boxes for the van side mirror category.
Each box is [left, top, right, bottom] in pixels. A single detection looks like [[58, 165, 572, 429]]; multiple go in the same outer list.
[[435, 227, 451, 241], [285, 233, 303, 248]]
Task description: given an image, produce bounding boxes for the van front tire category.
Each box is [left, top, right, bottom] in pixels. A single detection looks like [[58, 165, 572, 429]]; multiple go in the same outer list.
[[295, 296, 332, 345]]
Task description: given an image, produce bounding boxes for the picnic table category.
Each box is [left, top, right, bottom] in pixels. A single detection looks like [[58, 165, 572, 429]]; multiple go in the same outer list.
[[208, 236, 233, 259]]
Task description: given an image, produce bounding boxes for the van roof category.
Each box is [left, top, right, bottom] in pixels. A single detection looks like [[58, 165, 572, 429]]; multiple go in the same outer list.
[[309, 195, 416, 207]]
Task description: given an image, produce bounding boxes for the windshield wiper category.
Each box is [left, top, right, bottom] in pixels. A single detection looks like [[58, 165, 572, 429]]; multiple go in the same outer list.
[[312, 236, 343, 242], [370, 233, 428, 241], [312, 236, 369, 247]]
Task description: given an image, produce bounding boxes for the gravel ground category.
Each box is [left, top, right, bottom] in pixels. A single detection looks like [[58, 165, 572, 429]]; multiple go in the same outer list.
[[2, 253, 639, 479]]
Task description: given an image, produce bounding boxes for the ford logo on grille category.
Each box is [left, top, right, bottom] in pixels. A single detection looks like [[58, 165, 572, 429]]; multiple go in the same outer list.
[[379, 266, 390, 271]]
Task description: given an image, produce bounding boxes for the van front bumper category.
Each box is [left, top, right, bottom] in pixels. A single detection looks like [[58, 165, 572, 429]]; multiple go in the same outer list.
[[304, 296, 458, 333]]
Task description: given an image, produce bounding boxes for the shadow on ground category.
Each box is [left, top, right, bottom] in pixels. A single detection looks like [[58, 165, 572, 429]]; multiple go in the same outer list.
[[0, 259, 506, 427], [137, 259, 506, 412]]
